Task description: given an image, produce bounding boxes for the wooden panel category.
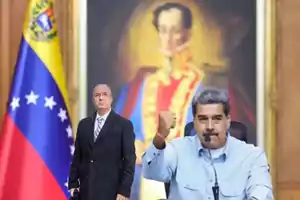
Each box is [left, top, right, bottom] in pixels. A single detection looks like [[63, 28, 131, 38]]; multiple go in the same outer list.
[[0, 0, 10, 123], [277, 183, 300, 200], [0, 0, 78, 132], [276, 0, 300, 198], [54, 0, 79, 126], [0, 0, 27, 129]]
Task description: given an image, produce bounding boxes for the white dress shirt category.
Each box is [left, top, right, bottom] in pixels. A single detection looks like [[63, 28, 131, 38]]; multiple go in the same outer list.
[[94, 109, 111, 132]]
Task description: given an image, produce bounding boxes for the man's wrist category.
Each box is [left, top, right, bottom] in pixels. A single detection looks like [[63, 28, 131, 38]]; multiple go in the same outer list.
[[153, 133, 166, 149], [156, 132, 166, 139]]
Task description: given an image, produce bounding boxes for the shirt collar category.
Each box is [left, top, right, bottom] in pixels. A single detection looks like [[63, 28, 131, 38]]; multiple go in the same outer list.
[[96, 109, 111, 122]]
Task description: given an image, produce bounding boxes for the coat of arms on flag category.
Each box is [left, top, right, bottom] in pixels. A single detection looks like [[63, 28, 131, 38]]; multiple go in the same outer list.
[[29, 0, 57, 41]]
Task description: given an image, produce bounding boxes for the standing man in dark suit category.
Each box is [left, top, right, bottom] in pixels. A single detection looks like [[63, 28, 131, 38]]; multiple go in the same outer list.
[[68, 84, 136, 200]]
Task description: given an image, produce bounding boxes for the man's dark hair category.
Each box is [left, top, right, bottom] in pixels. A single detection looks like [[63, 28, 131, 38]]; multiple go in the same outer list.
[[230, 121, 248, 142], [192, 88, 230, 117], [153, 2, 192, 30]]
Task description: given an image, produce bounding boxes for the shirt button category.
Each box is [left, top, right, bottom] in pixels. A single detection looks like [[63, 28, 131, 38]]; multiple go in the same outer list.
[[90, 160, 94, 163]]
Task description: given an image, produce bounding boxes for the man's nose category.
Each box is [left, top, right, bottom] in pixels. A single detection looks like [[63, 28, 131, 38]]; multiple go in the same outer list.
[[167, 33, 173, 44], [206, 120, 214, 130]]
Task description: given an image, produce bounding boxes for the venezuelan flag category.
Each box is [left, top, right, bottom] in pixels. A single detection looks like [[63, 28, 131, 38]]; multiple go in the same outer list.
[[0, 0, 73, 199]]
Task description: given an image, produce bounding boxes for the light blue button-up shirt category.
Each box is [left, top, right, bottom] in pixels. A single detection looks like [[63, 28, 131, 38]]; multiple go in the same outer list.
[[142, 135, 273, 200]]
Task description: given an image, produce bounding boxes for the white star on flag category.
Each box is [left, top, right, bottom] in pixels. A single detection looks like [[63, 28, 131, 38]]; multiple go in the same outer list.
[[25, 90, 39, 105], [44, 96, 57, 110], [10, 97, 20, 110], [66, 125, 73, 138], [70, 145, 75, 155], [58, 108, 67, 122]]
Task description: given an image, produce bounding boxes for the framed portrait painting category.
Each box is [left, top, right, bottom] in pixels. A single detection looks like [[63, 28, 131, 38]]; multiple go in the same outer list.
[[76, 0, 275, 199]]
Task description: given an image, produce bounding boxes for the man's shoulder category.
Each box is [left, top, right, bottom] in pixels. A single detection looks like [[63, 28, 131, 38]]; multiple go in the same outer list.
[[76, 116, 92, 133], [78, 116, 92, 125], [126, 67, 157, 84], [113, 111, 133, 125], [230, 137, 266, 159], [134, 67, 157, 79], [78, 111, 133, 126], [168, 136, 195, 148]]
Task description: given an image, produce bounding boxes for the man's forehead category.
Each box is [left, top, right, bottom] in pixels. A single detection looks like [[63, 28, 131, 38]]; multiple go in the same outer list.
[[93, 84, 111, 93], [158, 8, 183, 25], [196, 104, 224, 115]]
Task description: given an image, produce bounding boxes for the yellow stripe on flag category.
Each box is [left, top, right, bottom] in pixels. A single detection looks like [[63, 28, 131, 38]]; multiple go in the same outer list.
[[22, 0, 70, 113]]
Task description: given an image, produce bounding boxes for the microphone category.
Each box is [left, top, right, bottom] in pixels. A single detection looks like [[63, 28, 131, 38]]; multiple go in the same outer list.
[[203, 131, 219, 200]]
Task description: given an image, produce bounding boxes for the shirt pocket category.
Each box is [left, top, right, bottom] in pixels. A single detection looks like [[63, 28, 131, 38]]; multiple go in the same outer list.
[[176, 170, 202, 190], [220, 182, 245, 199], [175, 172, 205, 196]]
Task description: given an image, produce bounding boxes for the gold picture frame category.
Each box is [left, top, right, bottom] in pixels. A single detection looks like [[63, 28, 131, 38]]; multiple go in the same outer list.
[[75, 0, 278, 196], [265, 0, 277, 197]]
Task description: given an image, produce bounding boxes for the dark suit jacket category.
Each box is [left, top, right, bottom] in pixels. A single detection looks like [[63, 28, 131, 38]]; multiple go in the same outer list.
[[68, 110, 136, 200]]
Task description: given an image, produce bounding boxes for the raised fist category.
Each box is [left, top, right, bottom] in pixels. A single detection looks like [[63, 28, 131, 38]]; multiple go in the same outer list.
[[157, 111, 176, 138]]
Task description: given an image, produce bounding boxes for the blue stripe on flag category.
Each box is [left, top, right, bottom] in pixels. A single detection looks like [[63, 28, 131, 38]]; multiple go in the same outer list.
[[7, 37, 73, 198]]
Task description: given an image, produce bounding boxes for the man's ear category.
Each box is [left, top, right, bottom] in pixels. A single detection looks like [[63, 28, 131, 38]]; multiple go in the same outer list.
[[226, 115, 231, 130]]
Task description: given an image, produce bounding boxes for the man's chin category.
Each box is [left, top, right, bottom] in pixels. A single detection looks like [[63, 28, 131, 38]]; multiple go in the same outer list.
[[97, 107, 109, 111], [202, 138, 224, 149], [202, 142, 218, 149]]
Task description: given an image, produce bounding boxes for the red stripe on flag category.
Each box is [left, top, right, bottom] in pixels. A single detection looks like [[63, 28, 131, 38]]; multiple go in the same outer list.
[[0, 114, 66, 200]]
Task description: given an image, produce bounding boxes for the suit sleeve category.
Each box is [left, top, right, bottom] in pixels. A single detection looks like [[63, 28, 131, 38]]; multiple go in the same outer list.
[[118, 120, 136, 197], [68, 121, 82, 189]]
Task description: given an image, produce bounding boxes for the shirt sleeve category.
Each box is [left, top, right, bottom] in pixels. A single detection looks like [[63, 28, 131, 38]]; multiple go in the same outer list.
[[246, 148, 274, 200], [142, 142, 178, 183]]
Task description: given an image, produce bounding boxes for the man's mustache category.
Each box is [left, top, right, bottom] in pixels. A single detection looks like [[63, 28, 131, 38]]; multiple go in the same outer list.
[[203, 131, 219, 137]]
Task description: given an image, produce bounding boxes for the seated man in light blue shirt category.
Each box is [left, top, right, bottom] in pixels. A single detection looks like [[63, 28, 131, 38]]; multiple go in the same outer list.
[[142, 88, 273, 200]]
